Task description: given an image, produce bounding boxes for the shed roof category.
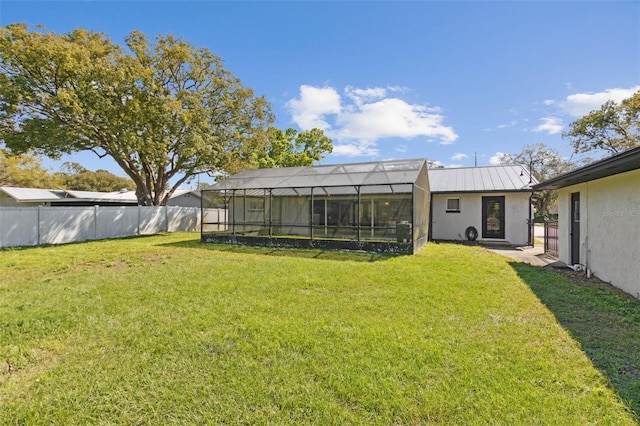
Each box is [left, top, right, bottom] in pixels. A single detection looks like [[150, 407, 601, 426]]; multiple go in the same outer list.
[[533, 146, 640, 190], [209, 159, 427, 191], [428, 165, 536, 193]]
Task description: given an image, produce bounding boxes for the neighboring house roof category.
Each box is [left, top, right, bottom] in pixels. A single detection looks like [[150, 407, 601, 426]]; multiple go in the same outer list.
[[428, 165, 536, 193], [533, 146, 640, 190], [209, 159, 427, 191], [0, 186, 200, 204], [0, 187, 66, 203], [170, 189, 201, 199], [64, 190, 138, 204]]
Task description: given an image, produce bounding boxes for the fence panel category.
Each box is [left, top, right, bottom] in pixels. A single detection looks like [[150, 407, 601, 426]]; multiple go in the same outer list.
[[97, 206, 139, 239], [0, 207, 39, 247], [139, 207, 167, 235], [40, 207, 95, 245], [167, 207, 199, 232], [0, 205, 201, 248]]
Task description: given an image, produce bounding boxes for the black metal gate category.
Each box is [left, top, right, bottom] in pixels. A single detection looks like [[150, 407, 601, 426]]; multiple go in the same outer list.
[[544, 220, 559, 258]]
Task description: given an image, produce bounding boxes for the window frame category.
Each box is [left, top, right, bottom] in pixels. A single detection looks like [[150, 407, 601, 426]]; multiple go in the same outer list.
[[247, 198, 265, 212], [445, 197, 461, 213]]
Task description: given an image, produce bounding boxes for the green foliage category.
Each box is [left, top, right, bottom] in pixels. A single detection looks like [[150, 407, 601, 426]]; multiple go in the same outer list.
[[564, 91, 640, 156], [57, 162, 135, 191], [500, 143, 574, 218], [0, 234, 637, 424], [0, 147, 61, 188], [0, 24, 273, 205], [252, 127, 333, 168]]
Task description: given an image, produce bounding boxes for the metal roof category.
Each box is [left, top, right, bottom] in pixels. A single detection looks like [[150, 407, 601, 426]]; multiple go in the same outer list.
[[209, 159, 427, 191], [1, 187, 199, 203], [0, 187, 65, 202], [428, 165, 536, 193], [533, 146, 640, 190], [65, 190, 138, 203]]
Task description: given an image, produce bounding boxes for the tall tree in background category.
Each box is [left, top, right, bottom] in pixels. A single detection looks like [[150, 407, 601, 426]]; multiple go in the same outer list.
[[0, 147, 61, 188], [57, 162, 136, 192], [564, 91, 640, 156], [500, 143, 574, 218], [0, 24, 273, 205], [252, 127, 332, 168]]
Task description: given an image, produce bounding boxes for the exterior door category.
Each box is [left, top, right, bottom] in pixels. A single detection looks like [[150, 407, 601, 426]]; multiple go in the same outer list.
[[570, 192, 580, 265], [482, 196, 505, 239]]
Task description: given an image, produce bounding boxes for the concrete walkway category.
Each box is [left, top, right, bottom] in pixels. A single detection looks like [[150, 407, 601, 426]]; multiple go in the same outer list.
[[485, 244, 560, 267], [484, 224, 565, 267]]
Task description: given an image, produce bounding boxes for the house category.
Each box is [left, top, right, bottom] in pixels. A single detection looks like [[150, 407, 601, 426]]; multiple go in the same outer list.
[[428, 165, 536, 246], [533, 146, 640, 299], [167, 189, 202, 208], [201, 159, 430, 254], [0, 186, 200, 207]]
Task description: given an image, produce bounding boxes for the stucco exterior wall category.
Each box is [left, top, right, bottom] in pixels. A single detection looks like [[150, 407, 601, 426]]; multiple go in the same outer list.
[[557, 169, 640, 299], [167, 193, 201, 208], [430, 192, 531, 245]]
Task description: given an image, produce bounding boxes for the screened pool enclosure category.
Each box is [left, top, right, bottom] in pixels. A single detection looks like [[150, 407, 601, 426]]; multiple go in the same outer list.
[[201, 159, 430, 254]]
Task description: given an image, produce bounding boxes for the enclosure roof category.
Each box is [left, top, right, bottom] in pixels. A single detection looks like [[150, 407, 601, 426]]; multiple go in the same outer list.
[[428, 165, 536, 193], [533, 146, 640, 190], [209, 159, 427, 190]]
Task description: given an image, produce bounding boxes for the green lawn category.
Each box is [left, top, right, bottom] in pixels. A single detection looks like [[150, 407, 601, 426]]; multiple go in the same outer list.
[[1, 233, 638, 425]]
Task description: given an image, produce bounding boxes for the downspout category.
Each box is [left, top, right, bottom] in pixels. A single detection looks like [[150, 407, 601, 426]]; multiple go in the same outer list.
[[528, 162, 533, 247], [428, 192, 433, 241], [585, 181, 590, 275], [528, 191, 534, 246]]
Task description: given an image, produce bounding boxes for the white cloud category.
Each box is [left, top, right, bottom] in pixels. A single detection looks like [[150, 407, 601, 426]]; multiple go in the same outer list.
[[561, 86, 640, 117], [286, 85, 341, 131], [336, 98, 458, 144], [286, 85, 458, 156], [484, 120, 518, 132], [332, 142, 379, 157], [533, 117, 563, 135], [451, 153, 467, 160], [489, 152, 506, 165], [345, 86, 387, 105], [543, 99, 555, 106]]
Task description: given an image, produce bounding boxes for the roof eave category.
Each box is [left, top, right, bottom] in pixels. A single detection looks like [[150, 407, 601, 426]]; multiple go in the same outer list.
[[533, 147, 640, 190]]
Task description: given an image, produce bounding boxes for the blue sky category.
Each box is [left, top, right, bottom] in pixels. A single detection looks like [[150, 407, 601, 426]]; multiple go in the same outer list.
[[1, 1, 639, 185]]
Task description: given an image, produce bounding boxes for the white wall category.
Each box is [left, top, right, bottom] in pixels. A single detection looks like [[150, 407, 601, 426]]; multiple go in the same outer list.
[[0, 205, 201, 248], [557, 169, 640, 299], [167, 193, 201, 208], [430, 192, 531, 245]]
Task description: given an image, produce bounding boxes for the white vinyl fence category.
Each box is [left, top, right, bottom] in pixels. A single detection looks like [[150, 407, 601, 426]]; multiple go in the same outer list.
[[0, 206, 203, 248]]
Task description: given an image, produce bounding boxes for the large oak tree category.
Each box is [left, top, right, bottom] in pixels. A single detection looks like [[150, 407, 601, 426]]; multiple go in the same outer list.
[[0, 24, 273, 205], [564, 91, 640, 156]]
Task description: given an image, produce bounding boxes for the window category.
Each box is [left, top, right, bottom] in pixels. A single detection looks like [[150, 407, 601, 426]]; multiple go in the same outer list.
[[247, 198, 265, 212], [446, 198, 460, 213]]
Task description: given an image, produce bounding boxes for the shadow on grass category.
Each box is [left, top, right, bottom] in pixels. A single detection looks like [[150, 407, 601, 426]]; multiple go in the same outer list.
[[510, 262, 640, 420], [0, 233, 162, 252], [158, 238, 396, 263]]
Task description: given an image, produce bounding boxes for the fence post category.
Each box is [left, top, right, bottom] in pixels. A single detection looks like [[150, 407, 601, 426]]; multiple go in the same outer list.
[[37, 205, 43, 245], [94, 205, 99, 240]]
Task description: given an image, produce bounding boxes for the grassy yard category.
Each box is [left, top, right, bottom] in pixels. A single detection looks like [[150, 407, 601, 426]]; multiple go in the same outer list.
[[1, 233, 638, 424]]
